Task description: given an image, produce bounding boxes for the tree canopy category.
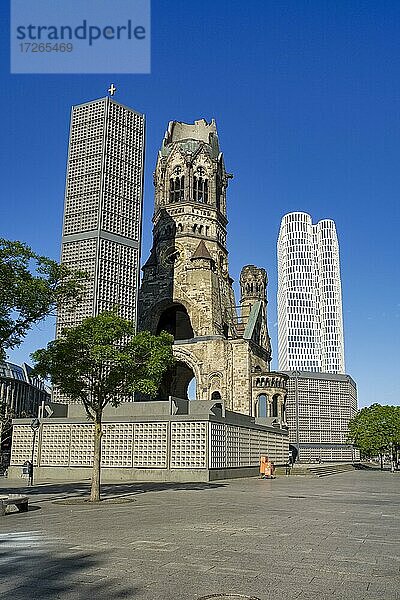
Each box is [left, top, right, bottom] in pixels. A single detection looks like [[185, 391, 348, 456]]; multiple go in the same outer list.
[[0, 238, 86, 361], [32, 311, 175, 500], [347, 403, 400, 460]]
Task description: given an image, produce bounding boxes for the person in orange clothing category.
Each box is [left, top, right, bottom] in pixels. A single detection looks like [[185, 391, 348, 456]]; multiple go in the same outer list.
[[259, 455, 268, 477]]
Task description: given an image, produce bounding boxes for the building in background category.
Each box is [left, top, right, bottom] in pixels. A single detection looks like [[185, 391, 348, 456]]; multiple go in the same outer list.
[[57, 96, 145, 336], [277, 213, 358, 462], [0, 362, 50, 468], [283, 371, 358, 462], [55, 96, 145, 403], [277, 212, 345, 374]]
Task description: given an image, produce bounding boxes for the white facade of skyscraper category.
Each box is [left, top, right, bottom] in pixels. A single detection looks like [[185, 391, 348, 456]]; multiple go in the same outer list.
[[277, 212, 345, 374], [57, 97, 145, 336]]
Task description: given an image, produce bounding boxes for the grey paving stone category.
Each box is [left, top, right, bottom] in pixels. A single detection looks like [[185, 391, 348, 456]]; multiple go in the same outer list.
[[0, 470, 399, 599]]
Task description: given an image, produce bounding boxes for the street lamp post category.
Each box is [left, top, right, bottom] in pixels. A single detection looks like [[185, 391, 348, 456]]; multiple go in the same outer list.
[[292, 370, 301, 463], [29, 418, 40, 486], [390, 441, 395, 473]]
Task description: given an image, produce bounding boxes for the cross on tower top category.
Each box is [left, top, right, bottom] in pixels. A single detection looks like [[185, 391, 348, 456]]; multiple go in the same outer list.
[[108, 83, 116, 96]]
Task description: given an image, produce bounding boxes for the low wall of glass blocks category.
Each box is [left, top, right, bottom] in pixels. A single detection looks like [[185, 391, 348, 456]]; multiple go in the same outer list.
[[9, 414, 289, 481]]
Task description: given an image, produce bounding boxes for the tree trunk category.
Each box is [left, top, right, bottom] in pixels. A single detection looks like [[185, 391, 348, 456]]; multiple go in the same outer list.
[[380, 453, 383, 471], [90, 412, 103, 502]]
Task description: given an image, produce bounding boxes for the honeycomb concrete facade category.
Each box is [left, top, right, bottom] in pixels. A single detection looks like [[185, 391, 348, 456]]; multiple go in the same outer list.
[[57, 96, 145, 338], [8, 400, 289, 482], [283, 370, 358, 462], [55, 96, 145, 404]]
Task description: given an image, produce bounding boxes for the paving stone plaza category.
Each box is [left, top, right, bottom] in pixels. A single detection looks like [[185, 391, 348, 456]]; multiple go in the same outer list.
[[1, 469, 399, 600]]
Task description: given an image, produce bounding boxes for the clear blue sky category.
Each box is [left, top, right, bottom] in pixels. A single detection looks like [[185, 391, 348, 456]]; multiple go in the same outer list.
[[1, 1, 399, 408]]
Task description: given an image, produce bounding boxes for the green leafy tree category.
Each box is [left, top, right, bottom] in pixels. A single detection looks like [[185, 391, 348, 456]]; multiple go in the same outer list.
[[348, 404, 400, 468], [32, 312, 174, 501], [0, 238, 87, 361]]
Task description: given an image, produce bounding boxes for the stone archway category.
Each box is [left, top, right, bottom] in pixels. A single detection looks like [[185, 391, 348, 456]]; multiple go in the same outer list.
[[158, 360, 196, 400], [156, 303, 194, 340], [188, 377, 196, 400]]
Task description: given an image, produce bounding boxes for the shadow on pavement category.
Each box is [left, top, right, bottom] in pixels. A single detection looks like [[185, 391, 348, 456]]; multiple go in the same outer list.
[[1, 480, 227, 503], [0, 535, 139, 599]]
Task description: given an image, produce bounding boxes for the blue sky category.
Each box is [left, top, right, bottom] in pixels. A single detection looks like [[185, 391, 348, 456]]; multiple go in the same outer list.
[[1, 1, 399, 407]]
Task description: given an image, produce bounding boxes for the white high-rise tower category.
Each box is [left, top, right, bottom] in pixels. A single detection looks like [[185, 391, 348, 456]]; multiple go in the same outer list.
[[57, 96, 145, 336], [277, 212, 345, 374]]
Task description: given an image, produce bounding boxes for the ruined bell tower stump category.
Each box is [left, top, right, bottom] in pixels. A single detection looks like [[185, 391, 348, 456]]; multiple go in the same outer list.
[[139, 119, 288, 422]]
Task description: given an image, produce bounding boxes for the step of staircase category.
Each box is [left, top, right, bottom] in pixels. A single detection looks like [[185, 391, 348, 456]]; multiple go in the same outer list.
[[306, 463, 356, 477]]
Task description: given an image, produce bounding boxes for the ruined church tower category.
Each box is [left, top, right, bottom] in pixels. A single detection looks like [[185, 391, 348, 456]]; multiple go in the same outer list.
[[139, 119, 287, 420]]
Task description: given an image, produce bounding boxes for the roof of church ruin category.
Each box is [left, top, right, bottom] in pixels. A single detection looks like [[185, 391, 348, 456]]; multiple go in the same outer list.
[[191, 240, 213, 261], [160, 119, 220, 158]]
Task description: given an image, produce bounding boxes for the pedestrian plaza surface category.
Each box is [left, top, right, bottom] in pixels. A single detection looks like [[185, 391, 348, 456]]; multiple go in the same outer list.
[[0, 469, 399, 600]]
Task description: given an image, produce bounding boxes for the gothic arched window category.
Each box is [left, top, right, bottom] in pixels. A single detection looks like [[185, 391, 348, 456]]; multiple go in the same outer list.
[[193, 167, 208, 203], [169, 176, 184, 203], [256, 394, 268, 418], [169, 167, 184, 203], [271, 395, 279, 418]]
